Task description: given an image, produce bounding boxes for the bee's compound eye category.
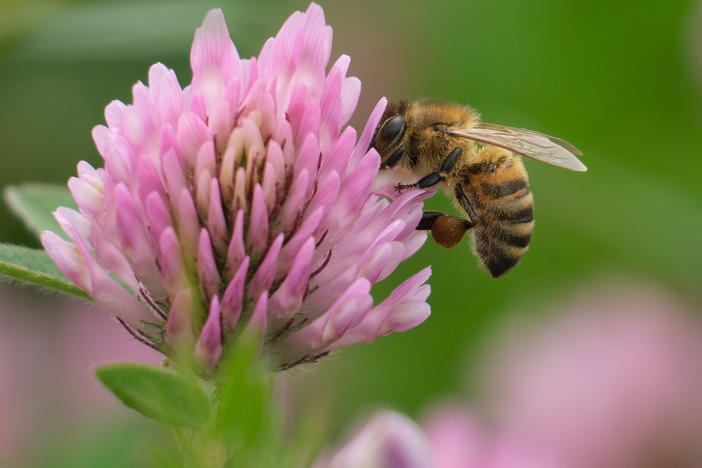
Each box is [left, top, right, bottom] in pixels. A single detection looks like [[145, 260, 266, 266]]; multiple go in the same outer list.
[[380, 115, 406, 143]]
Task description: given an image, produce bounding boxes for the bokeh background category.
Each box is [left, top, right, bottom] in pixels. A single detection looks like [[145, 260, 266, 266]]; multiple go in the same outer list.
[[1, 0, 702, 466]]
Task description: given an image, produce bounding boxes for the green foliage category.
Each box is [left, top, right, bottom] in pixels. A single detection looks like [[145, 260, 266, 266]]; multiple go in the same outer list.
[[10, 1, 277, 62], [32, 419, 164, 468], [94, 337, 307, 468], [0, 242, 88, 297], [5, 183, 76, 240], [96, 363, 211, 429], [214, 335, 273, 449]]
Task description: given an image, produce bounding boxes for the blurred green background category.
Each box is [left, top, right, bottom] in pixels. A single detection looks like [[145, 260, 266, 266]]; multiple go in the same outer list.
[[2, 0, 702, 465]]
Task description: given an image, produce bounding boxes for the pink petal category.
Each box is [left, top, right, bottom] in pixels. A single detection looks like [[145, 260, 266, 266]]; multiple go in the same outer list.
[[265, 140, 286, 197], [161, 148, 187, 206], [261, 162, 277, 213], [113, 184, 163, 294], [232, 167, 247, 216], [92, 227, 140, 294], [226, 210, 246, 275], [148, 62, 183, 127], [104, 134, 135, 184], [277, 208, 323, 275], [207, 178, 227, 255], [332, 267, 432, 349], [176, 112, 210, 166], [319, 126, 355, 180], [69, 224, 153, 331], [177, 189, 200, 260], [159, 227, 188, 296], [247, 233, 284, 302], [136, 156, 164, 203], [190, 8, 239, 117], [278, 169, 309, 235], [351, 97, 387, 168], [324, 151, 380, 242], [41, 231, 90, 293], [68, 177, 103, 220], [293, 100, 321, 149], [189, 91, 207, 120], [195, 295, 223, 371], [104, 99, 127, 129], [76, 161, 103, 187], [210, 101, 235, 154], [144, 192, 172, 248], [54, 207, 90, 242], [305, 170, 340, 222], [197, 229, 221, 300], [269, 237, 315, 327], [293, 133, 320, 195], [166, 288, 193, 345], [91, 125, 110, 156], [247, 184, 269, 260], [221, 256, 250, 331], [197, 177, 214, 220], [246, 291, 268, 341], [279, 278, 372, 360]]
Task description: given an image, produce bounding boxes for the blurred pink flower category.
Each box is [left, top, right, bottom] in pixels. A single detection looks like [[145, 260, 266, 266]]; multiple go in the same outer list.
[[41, 4, 431, 370], [313, 407, 552, 468], [422, 406, 557, 468], [313, 410, 433, 468], [314, 287, 702, 468], [422, 406, 488, 468], [484, 288, 702, 468]]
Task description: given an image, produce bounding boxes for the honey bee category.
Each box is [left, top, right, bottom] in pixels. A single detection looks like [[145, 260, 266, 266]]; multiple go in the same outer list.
[[371, 100, 586, 277]]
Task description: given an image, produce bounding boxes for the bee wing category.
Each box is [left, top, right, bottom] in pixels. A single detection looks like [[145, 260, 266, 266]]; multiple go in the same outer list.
[[448, 123, 587, 172]]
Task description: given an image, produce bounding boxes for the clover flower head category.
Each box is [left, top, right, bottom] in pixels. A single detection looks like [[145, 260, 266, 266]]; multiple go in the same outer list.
[[41, 3, 432, 370]]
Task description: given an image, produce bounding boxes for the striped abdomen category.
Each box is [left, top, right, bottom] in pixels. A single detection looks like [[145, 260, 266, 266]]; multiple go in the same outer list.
[[464, 156, 534, 277]]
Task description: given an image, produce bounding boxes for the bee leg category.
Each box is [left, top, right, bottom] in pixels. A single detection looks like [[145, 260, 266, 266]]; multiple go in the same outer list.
[[396, 147, 463, 190], [396, 172, 443, 191], [418, 211, 475, 231], [417, 210, 475, 248], [454, 183, 478, 222], [417, 211, 445, 230]]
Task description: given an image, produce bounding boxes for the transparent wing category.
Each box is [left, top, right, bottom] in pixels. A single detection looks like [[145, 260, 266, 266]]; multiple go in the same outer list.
[[448, 123, 587, 172]]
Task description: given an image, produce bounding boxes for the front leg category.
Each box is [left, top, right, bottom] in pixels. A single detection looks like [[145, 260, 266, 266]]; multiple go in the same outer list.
[[418, 210, 474, 248], [395, 147, 463, 191]]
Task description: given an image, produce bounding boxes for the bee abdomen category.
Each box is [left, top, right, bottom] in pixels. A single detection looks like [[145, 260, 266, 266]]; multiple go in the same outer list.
[[480, 178, 529, 200], [474, 188, 534, 277], [488, 221, 532, 248], [473, 227, 529, 277]]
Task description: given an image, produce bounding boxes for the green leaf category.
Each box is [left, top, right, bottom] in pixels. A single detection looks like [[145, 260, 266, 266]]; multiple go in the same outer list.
[[96, 363, 211, 429], [0, 242, 88, 297], [5, 183, 76, 240]]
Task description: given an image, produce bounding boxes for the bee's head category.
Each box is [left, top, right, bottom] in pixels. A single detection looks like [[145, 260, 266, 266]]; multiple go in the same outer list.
[[370, 101, 408, 169]]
